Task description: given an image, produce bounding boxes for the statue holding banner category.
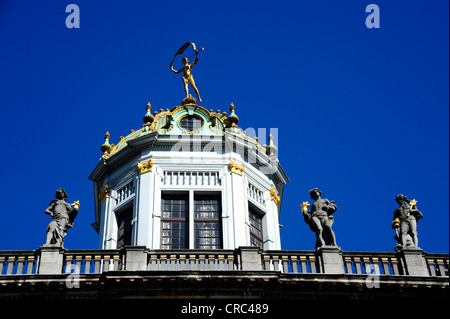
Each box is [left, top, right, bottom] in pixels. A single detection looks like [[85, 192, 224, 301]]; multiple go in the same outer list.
[[170, 42, 204, 103]]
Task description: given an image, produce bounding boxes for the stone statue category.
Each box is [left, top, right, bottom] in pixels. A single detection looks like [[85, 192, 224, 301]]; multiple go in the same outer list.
[[43, 188, 79, 247], [170, 42, 204, 103], [301, 188, 338, 249], [392, 194, 422, 250]]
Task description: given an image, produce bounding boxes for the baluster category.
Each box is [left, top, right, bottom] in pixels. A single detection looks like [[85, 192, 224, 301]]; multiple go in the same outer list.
[[299, 256, 308, 273], [381, 258, 390, 275], [179, 255, 187, 270], [160, 255, 168, 270], [26, 256, 35, 274], [272, 256, 280, 271], [426, 258, 436, 276], [310, 256, 317, 273], [353, 257, 362, 274], [94, 255, 102, 273], [112, 255, 121, 271], [263, 255, 271, 270], [189, 255, 197, 270], [103, 256, 111, 272], [6, 257, 15, 275], [371, 257, 380, 274], [0, 257, 5, 274], [16, 256, 25, 275], [199, 255, 206, 270], [344, 257, 353, 274], [218, 255, 226, 270], [227, 255, 235, 270], [84, 256, 92, 274], [149, 255, 158, 270], [75, 256, 83, 274], [280, 256, 289, 273], [291, 256, 299, 273], [390, 257, 400, 275], [64, 255, 73, 274], [436, 259, 446, 276], [169, 255, 177, 270]]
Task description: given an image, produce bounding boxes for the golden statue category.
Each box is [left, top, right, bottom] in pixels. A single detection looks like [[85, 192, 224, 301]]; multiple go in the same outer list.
[[170, 42, 204, 103]]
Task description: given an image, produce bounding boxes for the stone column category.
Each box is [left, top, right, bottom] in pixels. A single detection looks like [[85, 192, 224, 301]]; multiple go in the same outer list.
[[397, 247, 429, 276], [316, 246, 345, 274], [37, 246, 65, 275]]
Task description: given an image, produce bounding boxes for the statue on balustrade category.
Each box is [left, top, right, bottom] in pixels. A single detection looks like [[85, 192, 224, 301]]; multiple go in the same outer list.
[[43, 188, 79, 247], [301, 188, 338, 249], [392, 194, 423, 251]]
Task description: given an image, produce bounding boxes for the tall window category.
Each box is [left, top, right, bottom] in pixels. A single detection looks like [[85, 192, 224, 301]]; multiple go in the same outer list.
[[249, 208, 264, 248], [117, 205, 133, 248], [161, 195, 189, 249], [194, 196, 222, 249]]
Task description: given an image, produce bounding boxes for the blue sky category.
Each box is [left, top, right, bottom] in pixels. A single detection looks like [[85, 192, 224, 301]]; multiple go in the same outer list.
[[0, 0, 448, 253]]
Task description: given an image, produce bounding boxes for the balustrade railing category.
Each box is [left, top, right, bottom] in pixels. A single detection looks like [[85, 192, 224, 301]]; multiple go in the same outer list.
[[62, 250, 123, 274], [262, 251, 318, 273], [0, 251, 37, 275], [146, 250, 236, 271], [0, 247, 448, 278], [163, 171, 221, 187]]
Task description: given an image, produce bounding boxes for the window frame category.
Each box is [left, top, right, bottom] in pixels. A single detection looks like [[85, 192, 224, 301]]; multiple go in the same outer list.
[[194, 194, 222, 249], [178, 114, 204, 134], [248, 205, 264, 249], [116, 203, 134, 249], [160, 193, 190, 249]]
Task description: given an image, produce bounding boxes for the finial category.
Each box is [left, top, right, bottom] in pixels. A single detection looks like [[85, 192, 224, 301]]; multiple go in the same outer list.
[[101, 131, 112, 155], [143, 102, 154, 124], [267, 133, 277, 157], [226, 102, 239, 128], [143, 102, 155, 132]]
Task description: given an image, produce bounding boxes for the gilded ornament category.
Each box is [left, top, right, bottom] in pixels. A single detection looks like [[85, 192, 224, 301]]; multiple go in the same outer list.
[[270, 187, 280, 204], [99, 185, 110, 204], [229, 161, 245, 176], [138, 159, 153, 174]]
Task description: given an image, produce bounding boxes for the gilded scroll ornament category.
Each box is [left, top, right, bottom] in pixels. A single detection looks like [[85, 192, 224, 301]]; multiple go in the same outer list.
[[229, 161, 244, 176], [138, 159, 153, 174], [270, 187, 280, 204]]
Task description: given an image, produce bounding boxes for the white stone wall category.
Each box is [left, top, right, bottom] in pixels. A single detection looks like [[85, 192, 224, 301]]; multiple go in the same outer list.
[[97, 147, 282, 250]]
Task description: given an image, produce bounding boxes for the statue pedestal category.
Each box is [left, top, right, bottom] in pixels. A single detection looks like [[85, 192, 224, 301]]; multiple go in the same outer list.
[[397, 247, 429, 276], [37, 245, 65, 274], [316, 246, 344, 274]]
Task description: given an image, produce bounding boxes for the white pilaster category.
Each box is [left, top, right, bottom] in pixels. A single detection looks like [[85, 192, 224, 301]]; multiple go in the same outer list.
[[229, 168, 247, 248]]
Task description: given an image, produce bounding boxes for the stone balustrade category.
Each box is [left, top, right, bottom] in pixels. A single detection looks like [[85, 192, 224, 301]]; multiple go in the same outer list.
[[1, 246, 448, 278]]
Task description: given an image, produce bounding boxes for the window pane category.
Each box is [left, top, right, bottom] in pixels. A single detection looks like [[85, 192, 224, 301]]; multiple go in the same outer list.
[[194, 196, 222, 249], [249, 208, 263, 248], [117, 205, 133, 249], [161, 196, 189, 249]]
